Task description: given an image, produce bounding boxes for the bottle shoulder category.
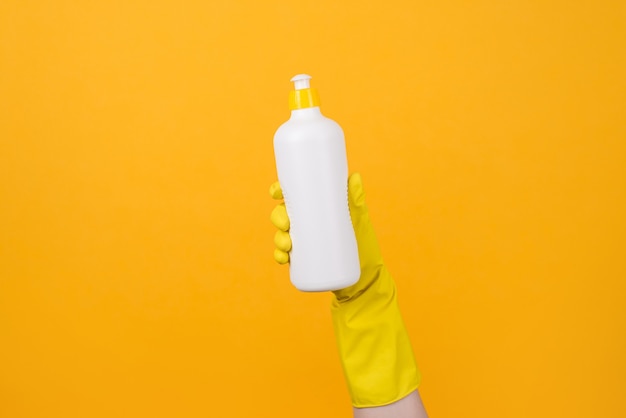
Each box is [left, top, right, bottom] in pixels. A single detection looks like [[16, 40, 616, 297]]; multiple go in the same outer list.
[[274, 113, 343, 142]]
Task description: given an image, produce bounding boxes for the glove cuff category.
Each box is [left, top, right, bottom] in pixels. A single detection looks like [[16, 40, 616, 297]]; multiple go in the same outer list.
[[331, 267, 421, 408]]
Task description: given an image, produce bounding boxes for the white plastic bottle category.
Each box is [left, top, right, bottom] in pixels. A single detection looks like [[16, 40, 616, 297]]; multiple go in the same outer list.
[[273, 74, 360, 292]]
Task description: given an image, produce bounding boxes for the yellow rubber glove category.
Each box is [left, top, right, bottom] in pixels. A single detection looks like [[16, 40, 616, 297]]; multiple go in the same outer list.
[[269, 173, 421, 408]]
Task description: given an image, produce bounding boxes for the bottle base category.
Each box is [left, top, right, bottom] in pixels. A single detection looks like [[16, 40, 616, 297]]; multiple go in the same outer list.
[[292, 276, 359, 293]]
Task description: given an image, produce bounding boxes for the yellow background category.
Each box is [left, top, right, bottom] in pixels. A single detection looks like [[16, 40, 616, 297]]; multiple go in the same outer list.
[[1, 1, 625, 417]]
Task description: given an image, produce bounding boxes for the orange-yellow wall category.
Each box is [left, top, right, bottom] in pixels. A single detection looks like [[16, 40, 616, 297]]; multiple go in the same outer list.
[[1, 1, 624, 417]]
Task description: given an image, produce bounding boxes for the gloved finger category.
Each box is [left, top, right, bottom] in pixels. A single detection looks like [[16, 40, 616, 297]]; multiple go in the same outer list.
[[274, 230, 292, 252], [269, 181, 283, 200], [270, 203, 290, 231], [274, 248, 290, 264]]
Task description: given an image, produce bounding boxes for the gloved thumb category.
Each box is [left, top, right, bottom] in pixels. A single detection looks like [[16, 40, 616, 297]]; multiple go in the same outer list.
[[348, 172, 368, 223], [335, 172, 384, 300]]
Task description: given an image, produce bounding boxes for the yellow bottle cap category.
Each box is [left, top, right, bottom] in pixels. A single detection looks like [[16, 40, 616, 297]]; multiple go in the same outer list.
[[288, 74, 320, 110]]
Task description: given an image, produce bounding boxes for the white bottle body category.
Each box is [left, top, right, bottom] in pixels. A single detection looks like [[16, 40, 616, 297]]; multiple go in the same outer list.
[[274, 107, 360, 292]]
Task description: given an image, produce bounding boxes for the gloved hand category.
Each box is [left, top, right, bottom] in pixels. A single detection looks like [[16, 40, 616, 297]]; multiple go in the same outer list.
[[269, 173, 421, 408]]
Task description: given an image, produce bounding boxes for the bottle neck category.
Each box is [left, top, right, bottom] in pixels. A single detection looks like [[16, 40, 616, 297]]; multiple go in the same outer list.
[[290, 106, 322, 120]]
